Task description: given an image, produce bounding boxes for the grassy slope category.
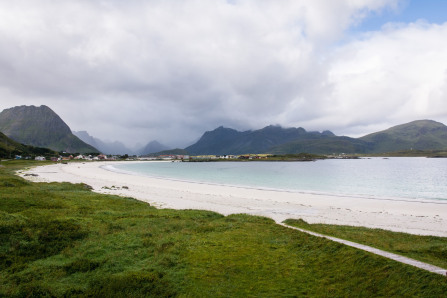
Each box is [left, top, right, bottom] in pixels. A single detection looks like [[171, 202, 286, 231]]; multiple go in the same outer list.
[[284, 219, 447, 269], [0, 132, 57, 158], [1, 161, 447, 296], [360, 120, 447, 153], [0, 132, 23, 157]]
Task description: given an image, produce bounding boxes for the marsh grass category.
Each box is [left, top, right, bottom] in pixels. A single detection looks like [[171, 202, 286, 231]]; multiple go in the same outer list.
[[1, 160, 447, 296], [284, 218, 447, 269]]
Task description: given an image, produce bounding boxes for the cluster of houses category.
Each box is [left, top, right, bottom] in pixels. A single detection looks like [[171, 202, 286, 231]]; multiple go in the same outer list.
[[29, 153, 274, 162], [33, 154, 115, 161], [189, 154, 273, 160], [138, 154, 273, 161]]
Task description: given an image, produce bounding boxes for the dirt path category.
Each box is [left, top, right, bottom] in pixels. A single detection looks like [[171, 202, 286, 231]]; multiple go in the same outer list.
[[279, 223, 447, 276]]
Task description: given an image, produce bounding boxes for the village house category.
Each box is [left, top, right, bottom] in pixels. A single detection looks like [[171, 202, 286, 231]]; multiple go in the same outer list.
[[191, 155, 218, 160]]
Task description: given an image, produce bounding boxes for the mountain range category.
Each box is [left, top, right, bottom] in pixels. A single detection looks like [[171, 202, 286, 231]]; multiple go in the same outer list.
[[137, 140, 169, 156], [0, 105, 170, 155], [0, 105, 98, 153], [185, 125, 336, 155], [186, 120, 447, 155], [1, 105, 447, 156]]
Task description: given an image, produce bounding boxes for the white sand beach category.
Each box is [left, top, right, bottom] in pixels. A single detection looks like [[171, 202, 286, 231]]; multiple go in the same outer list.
[[20, 161, 447, 237]]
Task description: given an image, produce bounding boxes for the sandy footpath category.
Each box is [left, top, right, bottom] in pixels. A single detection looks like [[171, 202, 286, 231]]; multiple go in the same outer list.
[[19, 161, 447, 237]]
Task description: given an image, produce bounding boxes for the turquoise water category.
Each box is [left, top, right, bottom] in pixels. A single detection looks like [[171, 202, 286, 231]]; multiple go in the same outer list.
[[113, 157, 447, 201]]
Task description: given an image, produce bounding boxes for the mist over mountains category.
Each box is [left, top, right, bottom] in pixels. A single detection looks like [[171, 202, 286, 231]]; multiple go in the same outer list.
[[73, 131, 170, 155], [73, 131, 134, 155], [1, 105, 447, 156], [138, 141, 169, 156]]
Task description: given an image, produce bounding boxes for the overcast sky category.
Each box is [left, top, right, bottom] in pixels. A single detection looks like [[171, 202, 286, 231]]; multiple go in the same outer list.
[[1, 0, 447, 148]]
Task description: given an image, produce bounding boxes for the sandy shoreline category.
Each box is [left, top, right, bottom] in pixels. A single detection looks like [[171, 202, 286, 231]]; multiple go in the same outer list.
[[20, 161, 447, 237]]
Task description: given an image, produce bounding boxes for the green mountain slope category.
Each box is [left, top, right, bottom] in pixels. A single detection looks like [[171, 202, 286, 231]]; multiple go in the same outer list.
[[359, 120, 447, 153], [0, 131, 56, 158], [269, 136, 373, 155], [0, 105, 99, 153]]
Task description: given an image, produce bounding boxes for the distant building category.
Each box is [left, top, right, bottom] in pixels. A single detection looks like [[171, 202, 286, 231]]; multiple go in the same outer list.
[[35, 156, 46, 161], [191, 155, 218, 160], [137, 157, 156, 161]]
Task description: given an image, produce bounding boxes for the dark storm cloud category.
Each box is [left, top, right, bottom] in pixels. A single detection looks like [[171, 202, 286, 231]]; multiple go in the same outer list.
[[0, 0, 446, 147]]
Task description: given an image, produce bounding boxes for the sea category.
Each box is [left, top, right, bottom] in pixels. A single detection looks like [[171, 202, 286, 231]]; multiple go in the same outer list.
[[112, 157, 447, 202]]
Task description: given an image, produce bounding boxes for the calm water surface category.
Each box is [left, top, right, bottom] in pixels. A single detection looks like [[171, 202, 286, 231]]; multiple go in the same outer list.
[[113, 157, 447, 201]]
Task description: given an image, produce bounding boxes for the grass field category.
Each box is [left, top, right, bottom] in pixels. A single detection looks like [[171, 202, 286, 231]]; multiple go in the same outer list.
[[1, 160, 447, 296]]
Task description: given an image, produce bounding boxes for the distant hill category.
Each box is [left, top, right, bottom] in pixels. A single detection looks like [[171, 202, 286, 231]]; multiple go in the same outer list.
[[0, 105, 99, 153], [139, 140, 169, 155], [185, 125, 337, 155], [185, 120, 447, 155], [359, 120, 447, 153], [0, 131, 56, 158], [73, 131, 133, 155]]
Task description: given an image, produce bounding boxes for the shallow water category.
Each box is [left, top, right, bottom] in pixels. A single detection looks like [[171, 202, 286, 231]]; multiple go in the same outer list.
[[113, 157, 447, 201]]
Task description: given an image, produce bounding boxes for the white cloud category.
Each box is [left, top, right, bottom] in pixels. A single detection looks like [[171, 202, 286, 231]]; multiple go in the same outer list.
[[327, 21, 447, 135], [2, 0, 445, 147]]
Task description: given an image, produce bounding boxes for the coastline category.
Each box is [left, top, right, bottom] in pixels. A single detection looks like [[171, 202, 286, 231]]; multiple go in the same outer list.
[[20, 161, 447, 237]]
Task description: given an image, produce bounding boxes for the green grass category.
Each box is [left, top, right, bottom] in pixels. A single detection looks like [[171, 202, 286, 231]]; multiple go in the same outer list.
[[1, 160, 447, 296], [284, 219, 447, 269]]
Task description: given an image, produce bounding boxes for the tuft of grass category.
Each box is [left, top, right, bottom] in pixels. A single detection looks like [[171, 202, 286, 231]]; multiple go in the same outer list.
[[83, 271, 176, 297], [284, 218, 447, 269], [63, 258, 102, 274], [1, 219, 87, 271], [1, 160, 447, 296]]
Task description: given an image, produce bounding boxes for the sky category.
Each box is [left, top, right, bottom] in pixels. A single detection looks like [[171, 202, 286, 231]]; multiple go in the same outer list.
[[1, 0, 447, 148]]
